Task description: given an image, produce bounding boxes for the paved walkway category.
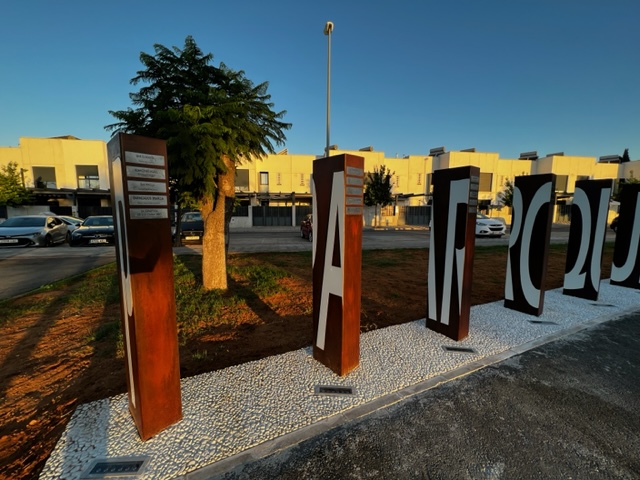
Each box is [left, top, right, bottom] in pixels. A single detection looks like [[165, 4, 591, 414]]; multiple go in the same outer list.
[[212, 312, 640, 480], [40, 281, 640, 479]]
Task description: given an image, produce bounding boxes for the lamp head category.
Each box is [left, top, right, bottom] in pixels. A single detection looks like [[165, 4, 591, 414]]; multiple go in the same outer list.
[[324, 21, 334, 35]]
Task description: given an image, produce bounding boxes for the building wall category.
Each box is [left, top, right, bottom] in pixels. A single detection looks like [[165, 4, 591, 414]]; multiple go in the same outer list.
[[0, 136, 108, 189], [534, 154, 619, 191], [0, 136, 630, 224]]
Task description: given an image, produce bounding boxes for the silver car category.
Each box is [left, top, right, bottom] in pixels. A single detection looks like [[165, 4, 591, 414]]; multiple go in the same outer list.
[[0, 215, 68, 247]]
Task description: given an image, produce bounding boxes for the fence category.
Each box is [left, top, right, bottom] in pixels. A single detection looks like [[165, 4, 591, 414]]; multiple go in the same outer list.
[[400, 205, 431, 226], [252, 206, 293, 226]]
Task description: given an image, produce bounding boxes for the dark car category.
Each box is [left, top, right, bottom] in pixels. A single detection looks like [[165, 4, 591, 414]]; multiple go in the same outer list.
[[610, 215, 619, 233], [300, 214, 313, 242], [69, 215, 115, 246], [178, 211, 204, 244], [0, 215, 68, 247], [56, 215, 84, 242]]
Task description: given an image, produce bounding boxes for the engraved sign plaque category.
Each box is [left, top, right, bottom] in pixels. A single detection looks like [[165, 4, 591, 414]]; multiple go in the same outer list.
[[107, 133, 181, 441], [312, 154, 364, 376]]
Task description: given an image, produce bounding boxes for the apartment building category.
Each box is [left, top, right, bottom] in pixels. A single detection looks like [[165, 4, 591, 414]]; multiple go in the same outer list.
[[0, 136, 633, 223], [0, 136, 109, 217]]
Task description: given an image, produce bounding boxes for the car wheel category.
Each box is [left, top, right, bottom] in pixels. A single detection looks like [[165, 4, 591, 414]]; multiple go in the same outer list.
[[308, 231, 313, 242]]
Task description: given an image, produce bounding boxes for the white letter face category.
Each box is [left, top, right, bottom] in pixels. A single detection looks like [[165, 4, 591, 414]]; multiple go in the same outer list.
[[504, 174, 555, 316], [563, 180, 611, 300], [611, 187, 640, 288], [428, 178, 469, 326], [316, 172, 345, 350], [111, 156, 137, 408]]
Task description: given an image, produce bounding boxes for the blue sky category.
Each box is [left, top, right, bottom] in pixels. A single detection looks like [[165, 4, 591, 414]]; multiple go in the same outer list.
[[1, 0, 638, 160]]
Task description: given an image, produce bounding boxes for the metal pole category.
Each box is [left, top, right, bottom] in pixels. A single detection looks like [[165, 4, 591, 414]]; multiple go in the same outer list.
[[324, 21, 334, 157]]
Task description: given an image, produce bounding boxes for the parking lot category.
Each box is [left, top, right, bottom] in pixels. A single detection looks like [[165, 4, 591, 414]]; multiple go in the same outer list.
[[0, 225, 615, 301]]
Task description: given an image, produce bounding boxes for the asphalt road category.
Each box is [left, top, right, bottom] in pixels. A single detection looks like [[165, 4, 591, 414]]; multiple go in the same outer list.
[[0, 225, 615, 301], [213, 312, 640, 480]]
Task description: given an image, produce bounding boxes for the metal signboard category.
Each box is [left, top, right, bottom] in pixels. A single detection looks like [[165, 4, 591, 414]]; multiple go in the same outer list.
[[427, 165, 479, 341], [107, 133, 182, 441], [312, 154, 364, 376], [504, 173, 556, 316], [563, 179, 612, 300]]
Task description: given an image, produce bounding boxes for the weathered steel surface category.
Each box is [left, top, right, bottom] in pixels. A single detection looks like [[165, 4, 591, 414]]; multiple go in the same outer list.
[[312, 154, 364, 376], [108, 133, 182, 440]]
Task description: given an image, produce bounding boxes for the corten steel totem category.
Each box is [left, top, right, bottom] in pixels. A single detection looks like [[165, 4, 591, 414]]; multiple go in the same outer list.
[[563, 179, 612, 300], [427, 166, 479, 341], [312, 154, 364, 376], [107, 133, 182, 440], [611, 182, 640, 289], [504, 173, 556, 316]]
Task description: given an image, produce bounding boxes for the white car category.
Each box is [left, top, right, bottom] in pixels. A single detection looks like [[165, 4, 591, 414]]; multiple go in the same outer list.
[[476, 213, 506, 237], [0, 215, 68, 247]]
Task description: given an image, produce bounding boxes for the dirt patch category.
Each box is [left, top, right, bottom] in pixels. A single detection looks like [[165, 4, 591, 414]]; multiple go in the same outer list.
[[0, 245, 615, 479]]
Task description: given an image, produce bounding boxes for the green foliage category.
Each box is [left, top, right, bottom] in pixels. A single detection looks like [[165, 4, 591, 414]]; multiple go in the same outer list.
[[173, 257, 229, 337], [364, 165, 394, 208], [0, 161, 33, 206], [621, 148, 631, 163], [497, 178, 514, 207], [231, 264, 289, 296], [613, 176, 640, 202], [89, 321, 121, 343], [106, 36, 291, 205]]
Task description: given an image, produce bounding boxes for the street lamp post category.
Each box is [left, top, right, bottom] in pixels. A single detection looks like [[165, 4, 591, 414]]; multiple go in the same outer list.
[[324, 21, 334, 157]]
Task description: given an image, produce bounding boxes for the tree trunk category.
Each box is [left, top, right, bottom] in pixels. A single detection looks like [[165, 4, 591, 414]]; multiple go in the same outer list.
[[201, 156, 235, 290]]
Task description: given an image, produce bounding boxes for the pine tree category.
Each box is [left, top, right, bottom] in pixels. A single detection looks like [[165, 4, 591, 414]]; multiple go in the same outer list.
[[621, 148, 631, 163]]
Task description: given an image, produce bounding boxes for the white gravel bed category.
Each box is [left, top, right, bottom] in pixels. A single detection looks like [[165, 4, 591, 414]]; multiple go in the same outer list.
[[40, 280, 640, 480]]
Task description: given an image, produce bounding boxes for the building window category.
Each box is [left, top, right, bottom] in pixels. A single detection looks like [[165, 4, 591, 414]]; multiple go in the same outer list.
[[395, 175, 400, 187], [33, 166, 57, 189], [259, 172, 269, 185], [479, 172, 493, 192], [277, 172, 282, 185], [76, 165, 100, 189], [300, 173, 305, 186], [417, 173, 422, 185], [235, 169, 250, 192]]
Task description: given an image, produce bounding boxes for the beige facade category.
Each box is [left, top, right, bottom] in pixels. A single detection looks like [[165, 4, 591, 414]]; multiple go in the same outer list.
[[1, 136, 638, 224], [0, 136, 109, 216]]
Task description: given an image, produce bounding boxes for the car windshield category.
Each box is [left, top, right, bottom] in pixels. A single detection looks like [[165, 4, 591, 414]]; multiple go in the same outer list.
[[60, 216, 83, 225], [182, 213, 202, 221], [84, 217, 113, 227], [477, 213, 489, 220], [1, 217, 46, 227]]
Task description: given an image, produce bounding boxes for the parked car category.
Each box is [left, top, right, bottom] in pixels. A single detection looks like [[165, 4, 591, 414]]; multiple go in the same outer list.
[[610, 215, 619, 233], [69, 215, 115, 246], [0, 215, 68, 247], [178, 211, 204, 244], [475, 213, 506, 237], [56, 215, 84, 242], [300, 214, 313, 242]]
